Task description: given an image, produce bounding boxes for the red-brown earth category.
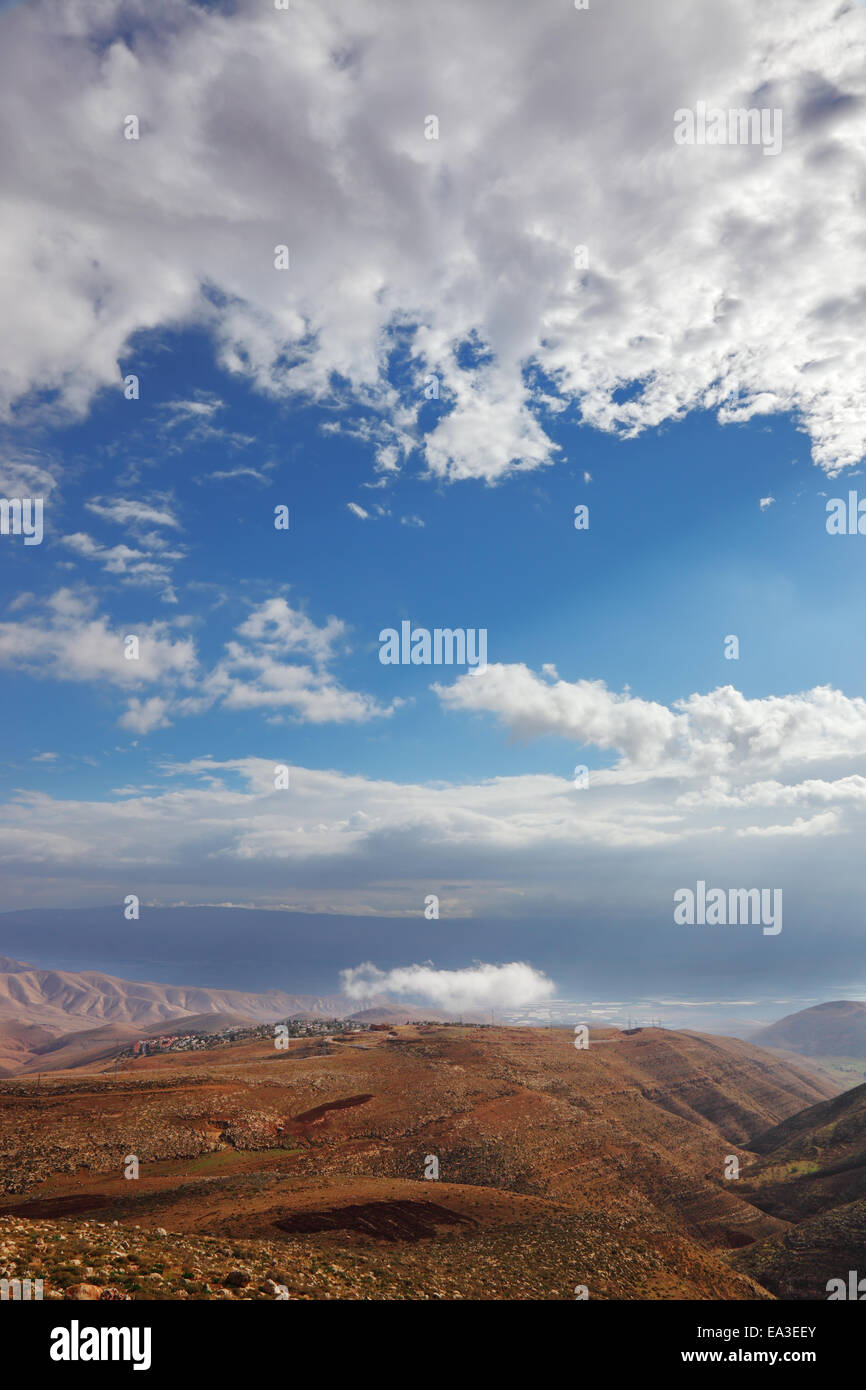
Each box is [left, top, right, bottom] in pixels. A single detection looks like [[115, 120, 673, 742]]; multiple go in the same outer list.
[[0, 1024, 842, 1300]]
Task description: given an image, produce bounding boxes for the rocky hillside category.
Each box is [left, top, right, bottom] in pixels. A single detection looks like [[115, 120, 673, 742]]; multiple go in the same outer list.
[[0, 1022, 840, 1299], [730, 1080, 866, 1296]]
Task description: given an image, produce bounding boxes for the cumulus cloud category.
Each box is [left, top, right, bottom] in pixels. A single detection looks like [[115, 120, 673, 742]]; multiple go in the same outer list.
[[213, 647, 398, 724], [0, 589, 396, 729], [340, 960, 555, 1013], [233, 597, 346, 664], [438, 664, 866, 778], [0, 588, 196, 687], [117, 695, 172, 734], [210, 596, 399, 723], [0, 0, 863, 477]]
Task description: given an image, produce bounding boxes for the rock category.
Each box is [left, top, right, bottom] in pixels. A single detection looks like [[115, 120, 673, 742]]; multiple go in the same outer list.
[[224, 1269, 248, 1287], [100, 1287, 132, 1301], [154, 1228, 168, 1238], [64, 1283, 103, 1300]]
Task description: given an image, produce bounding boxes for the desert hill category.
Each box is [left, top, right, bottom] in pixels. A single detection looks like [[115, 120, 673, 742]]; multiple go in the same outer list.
[[7, 1011, 273, 1077], [347, 1006, 455, 1025], [0, 1022, 840, 1299], [751, 1000, 866, 1059]]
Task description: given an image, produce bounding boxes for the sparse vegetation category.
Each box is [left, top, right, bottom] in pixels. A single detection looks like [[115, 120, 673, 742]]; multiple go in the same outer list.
[[0, 1025, 842, 1299]]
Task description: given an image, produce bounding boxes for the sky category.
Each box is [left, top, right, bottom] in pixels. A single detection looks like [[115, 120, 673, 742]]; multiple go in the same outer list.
[[1, 0, 865, 1028]]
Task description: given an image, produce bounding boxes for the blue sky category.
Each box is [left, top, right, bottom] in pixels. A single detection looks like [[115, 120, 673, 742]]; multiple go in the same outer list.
[[1, 326, 855, 795], [1, 0, 865, 1026]]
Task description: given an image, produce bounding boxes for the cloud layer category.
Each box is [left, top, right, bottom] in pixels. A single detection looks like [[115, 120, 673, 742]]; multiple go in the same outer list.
[[0, 0, 864, 478]]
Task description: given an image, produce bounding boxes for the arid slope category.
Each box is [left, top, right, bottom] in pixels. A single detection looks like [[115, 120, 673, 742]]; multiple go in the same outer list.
[[0, 1024, 839, 1299]]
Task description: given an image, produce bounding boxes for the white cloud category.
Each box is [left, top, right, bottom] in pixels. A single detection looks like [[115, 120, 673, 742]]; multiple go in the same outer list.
[[437, 665, 866, 778], [215, 647, 397, 724], [118, 695, 172, 734], [161, 397, 223, 423], [213, 597, 399, 723], [0, 453, 59, 498], [0, 588, 197, 687], [234, 597, 346, 664], [0, 589, 395, 730], [735, 811, 840, 838], [62, 496, 185, 597], [84, 497, 180, 530], [0, 0, 862, 476], [340, 960, 555, 1013], [62, 531, 183, 592], [346, 502, 370, 520], [204, 466, 272, 484]]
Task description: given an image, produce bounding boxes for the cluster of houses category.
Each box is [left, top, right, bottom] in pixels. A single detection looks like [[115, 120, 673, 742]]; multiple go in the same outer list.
[[119, 1016, 370, 1060]]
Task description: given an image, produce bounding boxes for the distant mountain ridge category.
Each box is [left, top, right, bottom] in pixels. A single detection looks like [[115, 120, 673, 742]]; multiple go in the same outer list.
[[0, 958, 460, 1073], [0, 957, 349, 1028], [751, 1000, 866, 1058], [0, 957, 353, 1073]]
